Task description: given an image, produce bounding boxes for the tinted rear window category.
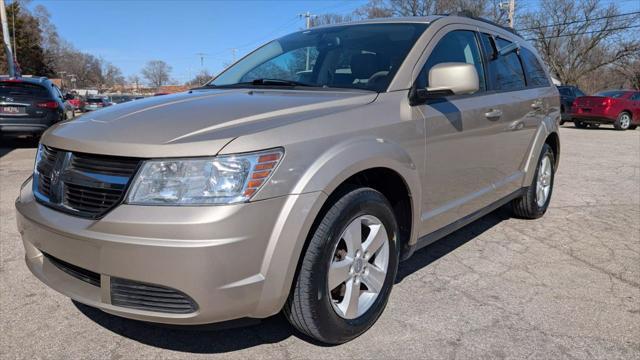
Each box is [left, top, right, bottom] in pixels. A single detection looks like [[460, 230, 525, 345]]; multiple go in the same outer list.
[[557, 87, 572, 96], [520, 47, 549, 87], [596, 91, 626, 98], [86, 98, 104, 103], [0, 82, 49, 97], [480, 35, 526, 91]]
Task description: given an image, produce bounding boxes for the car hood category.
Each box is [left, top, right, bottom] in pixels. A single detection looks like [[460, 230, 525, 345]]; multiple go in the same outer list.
[[42, 89, 377, 157]]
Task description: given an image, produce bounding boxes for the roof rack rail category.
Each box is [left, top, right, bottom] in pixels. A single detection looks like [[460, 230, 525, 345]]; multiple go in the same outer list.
[[440, 11, 521, 37]]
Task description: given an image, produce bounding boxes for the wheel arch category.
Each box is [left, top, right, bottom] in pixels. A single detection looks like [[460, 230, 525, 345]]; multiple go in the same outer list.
[[253, 138, 422, 317]]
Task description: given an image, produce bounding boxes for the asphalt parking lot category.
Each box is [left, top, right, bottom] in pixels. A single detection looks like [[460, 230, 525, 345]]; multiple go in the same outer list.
[[1, 126, 639, 359]]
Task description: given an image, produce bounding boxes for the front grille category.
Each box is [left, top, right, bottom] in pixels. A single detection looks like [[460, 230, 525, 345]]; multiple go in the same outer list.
[[44, 253, 100, 287], [33, 145, 142, 219], [111, 278, 198, 314]]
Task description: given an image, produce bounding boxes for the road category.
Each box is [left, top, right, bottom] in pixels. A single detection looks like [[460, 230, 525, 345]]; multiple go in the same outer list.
[[1, 126, 639, 359]]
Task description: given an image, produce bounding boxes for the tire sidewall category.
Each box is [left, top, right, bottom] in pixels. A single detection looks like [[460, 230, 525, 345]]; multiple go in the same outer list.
[[308, 189, 399, 342]]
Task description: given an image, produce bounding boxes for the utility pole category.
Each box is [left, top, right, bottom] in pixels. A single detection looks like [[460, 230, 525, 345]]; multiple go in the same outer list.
[[498, 0, 515, 28], [0, 0, 15, 77], [508, 0, 515, 29], [299, 11, 316, 71], [195, 52, 207, 67]]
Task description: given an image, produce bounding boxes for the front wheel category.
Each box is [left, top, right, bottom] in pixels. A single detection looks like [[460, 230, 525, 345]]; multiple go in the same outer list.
[[284, 187, 399, 344], [614, 112, 632, 130], [512, 143, 555, 219]]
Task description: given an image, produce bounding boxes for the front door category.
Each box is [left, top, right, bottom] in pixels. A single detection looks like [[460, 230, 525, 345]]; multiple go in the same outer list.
[[413, 28, 505, 234]]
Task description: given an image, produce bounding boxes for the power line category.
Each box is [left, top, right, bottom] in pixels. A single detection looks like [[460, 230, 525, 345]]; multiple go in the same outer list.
[[525, 24, 640, 40], [517, 10, 640, 31]]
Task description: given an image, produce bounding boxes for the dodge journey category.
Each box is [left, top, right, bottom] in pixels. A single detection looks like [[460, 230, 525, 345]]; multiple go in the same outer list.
[[16, 15, 560, 344]]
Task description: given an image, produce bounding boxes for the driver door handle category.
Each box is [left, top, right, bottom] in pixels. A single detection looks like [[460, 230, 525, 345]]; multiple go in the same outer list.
[[485, 108, 503, 120]]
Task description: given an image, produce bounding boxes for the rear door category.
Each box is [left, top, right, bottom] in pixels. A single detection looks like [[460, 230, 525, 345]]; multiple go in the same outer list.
[[631, 92, 640, 122], [414, 27, 507, 233], [477, 34, 544, 199]]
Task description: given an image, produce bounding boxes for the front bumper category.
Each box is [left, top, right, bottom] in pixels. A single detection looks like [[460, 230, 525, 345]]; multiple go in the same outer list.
[[16, 178, 326, 325]]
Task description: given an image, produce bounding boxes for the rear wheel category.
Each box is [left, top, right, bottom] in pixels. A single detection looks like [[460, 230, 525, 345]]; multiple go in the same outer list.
[[614, 112, 631, 130], [284, 187, 399, 344], [512, 143, 555, 219]]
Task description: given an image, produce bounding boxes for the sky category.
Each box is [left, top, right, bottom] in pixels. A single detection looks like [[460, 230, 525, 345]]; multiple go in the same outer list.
[[29, 0, 368, 82], [28, 0, 639, 83]]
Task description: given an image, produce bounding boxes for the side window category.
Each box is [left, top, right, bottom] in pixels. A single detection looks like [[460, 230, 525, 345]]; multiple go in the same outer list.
[[52, 85, 63, 99], [417, 30, 486, 92], [574, 88, 585, 97], [558, 87, 572, 96], [480, 34, 526, 91], [631, 92, 640, 101], [520, 47, 549, 87]]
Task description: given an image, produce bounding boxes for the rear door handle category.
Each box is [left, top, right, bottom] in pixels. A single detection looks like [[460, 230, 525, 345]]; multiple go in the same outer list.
[[485, 109, 503, 120], [531, 100, 543, 110]]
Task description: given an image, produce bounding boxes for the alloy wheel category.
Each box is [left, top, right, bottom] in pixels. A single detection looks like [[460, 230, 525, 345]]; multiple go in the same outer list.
[[328, 215, 389, 319], [536, 155, 552, 208]]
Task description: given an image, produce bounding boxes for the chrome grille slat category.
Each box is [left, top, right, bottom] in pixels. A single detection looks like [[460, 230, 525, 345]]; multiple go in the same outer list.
[[33, 146, 142, 219]]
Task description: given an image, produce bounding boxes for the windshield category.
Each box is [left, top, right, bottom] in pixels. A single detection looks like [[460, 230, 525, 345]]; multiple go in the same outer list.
[[210, 23, 428, 92]]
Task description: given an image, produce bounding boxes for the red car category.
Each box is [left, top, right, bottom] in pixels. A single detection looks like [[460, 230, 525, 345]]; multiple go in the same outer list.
[[572, 90, 640, 130], [65, 94, 85, 112]]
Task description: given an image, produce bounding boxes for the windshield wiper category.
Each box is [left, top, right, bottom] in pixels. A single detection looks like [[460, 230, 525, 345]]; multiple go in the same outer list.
[[199, 79, 314, 89], [249, 78, 312, 87]]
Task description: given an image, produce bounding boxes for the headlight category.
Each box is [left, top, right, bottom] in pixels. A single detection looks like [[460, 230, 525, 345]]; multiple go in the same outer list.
[[126, 149, 283, 205]]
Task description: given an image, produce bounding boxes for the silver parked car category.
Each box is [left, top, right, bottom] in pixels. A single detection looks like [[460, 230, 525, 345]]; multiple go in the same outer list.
[[16, 15, 559, 344]]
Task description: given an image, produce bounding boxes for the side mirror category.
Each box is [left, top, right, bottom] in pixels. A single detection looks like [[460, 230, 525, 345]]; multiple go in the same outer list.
[[428, 62, 479, 95], [410, 62, 480, 106]]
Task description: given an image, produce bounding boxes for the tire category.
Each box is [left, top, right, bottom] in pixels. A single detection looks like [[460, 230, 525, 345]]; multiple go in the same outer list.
[[284, 187, 399, 344], [629, 125, 638, 130], [614, 111, 632, 130], [512, 143, 555, 219], [559, 120, 565, 126], [574, 121, 588, 129]]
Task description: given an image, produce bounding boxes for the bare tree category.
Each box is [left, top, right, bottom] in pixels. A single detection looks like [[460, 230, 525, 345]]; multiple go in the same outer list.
[[101, 62, 124, 90], [311, 13, 354, 27], [519, 0, 640, 88], [141, 60, 172, 89], [353, 0, 493, 19], [186, 70, 213, 86], [127, 75, 141, 91]]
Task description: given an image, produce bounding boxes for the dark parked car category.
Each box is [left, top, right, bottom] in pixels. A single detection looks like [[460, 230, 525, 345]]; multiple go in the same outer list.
[[572, 90, 640, 130], [0, 76, 75, 137], [108, 95, 134, 104], [83, 96, 112, 111], [556, 85, 585, 125]]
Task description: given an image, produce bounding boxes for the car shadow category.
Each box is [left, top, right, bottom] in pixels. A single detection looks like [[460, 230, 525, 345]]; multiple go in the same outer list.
[[0, 136, 38, 158], [75, 206, 513, 352]]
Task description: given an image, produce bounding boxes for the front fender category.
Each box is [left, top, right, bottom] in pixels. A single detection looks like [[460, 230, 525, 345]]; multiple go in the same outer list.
[[251, 137, 423, 317]]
